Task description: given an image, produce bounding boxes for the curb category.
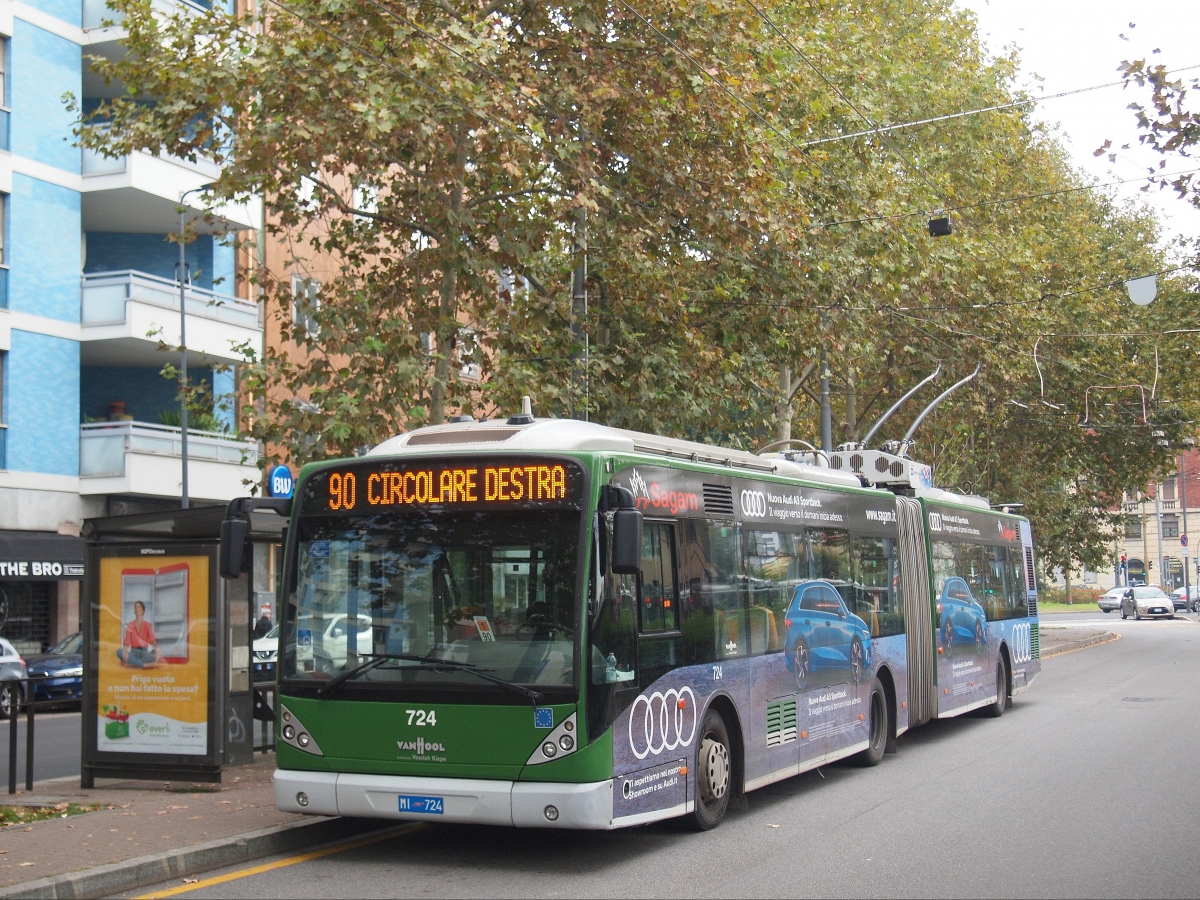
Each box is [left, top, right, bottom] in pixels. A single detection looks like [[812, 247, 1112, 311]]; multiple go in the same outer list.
[[0, 815, 387, 900], [1042, 631, 1120, 658]]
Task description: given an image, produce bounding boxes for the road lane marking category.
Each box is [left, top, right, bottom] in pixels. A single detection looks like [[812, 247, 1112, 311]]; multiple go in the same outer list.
[[133, 823, 425, 898]]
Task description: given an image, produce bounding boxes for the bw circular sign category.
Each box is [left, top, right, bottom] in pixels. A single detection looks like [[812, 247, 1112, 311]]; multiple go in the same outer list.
[[268, 465, 294, 498]]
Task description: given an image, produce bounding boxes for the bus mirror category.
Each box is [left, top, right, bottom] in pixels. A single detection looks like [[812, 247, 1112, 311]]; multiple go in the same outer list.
[[611, 508, 643, 574], [219, 517, 249, 579]]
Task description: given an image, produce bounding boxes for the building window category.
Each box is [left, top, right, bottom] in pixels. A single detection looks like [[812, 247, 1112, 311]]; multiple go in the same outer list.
[[1163, 478, 1177, 502], [1163, 516, 1180, 539], [290, 276, 320, 337], [1126, 517, 1142, 539], [0, 191, 7, 265]]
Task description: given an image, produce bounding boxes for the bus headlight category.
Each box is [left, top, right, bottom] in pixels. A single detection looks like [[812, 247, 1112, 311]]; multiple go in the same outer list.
[[542, 741, 558, 758]]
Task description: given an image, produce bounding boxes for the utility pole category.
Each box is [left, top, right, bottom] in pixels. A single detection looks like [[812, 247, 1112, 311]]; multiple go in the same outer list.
[[1154, 481, 1165, 586], [1181, 455, 1191, 602]]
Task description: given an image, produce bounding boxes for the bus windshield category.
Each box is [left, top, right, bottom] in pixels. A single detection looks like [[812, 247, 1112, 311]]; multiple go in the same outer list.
[[282, 508, 581, 694]]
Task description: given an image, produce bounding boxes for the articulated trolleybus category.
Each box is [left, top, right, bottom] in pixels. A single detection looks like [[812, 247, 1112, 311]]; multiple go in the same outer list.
[[221, 411, 1039, 831]]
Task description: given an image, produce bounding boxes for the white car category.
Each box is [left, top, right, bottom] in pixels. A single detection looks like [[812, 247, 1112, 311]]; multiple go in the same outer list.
[[1120, 585, 1174, 620], [257, 614, 374, 674], [0, 637, 27, 719], [1097, 587, 1128, 614]]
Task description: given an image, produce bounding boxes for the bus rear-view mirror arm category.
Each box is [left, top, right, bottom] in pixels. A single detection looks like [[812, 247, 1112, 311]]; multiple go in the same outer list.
[[219, 496, 293, 579]]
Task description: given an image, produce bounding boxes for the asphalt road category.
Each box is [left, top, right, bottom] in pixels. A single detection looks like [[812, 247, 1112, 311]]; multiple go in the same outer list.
[[125, 611, 1200, 899], [0, 710, 83, 787]]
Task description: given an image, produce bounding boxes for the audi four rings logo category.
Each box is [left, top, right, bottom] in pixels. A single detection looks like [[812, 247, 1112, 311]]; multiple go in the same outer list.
[[1010, 623, 1033, 663], [928, 512, 943, 531], [740, 490, 767, 518], [628, 687, 698, 760]]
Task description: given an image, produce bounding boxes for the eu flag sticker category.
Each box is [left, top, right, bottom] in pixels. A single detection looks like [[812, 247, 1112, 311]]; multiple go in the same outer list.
[[534, 707, 554, 729]]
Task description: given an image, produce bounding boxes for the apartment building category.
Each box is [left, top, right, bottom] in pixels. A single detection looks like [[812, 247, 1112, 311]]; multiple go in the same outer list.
[[0, 0, 262, 654], [1114, 450, 1200, 590]]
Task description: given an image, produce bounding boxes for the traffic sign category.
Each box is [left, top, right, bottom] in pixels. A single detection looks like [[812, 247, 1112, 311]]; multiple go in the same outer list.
[[1182, 534, 1189, 548], [268, 464, 294, 498]]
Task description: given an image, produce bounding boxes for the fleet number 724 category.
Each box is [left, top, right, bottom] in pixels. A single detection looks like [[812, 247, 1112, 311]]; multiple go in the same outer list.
[[406, 709, 437, 727]]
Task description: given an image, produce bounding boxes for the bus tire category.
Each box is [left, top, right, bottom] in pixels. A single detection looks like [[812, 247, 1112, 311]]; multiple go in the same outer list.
[[853, 677, 888, 767], [983, 657, 1008, 718], [689, 709, 732, 831]]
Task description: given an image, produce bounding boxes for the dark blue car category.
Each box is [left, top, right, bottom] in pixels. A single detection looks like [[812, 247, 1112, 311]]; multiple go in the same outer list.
[[24, 632, 83, 709], [783, 581, 872, 690], [938, 578, 988, 658]]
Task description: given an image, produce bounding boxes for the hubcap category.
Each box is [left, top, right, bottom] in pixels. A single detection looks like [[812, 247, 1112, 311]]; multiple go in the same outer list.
[[699, 736, 730, 804]]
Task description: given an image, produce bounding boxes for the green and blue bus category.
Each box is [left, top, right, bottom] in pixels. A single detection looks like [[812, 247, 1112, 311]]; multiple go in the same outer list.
[[221, 412, 1040, 830]]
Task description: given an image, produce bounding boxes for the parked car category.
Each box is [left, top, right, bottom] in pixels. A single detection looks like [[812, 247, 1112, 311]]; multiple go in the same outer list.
[[265, 613, 374, 675], [1169, 585, 1200, 613], [0, 637, 27, 719], [938, 577, 988, 658], [1097, 586, 1128, 614], [23, 632, 83, 709], [253, 624, 279, 682], [1121, 585, 1174, 620], [782, 581, 872, 690]]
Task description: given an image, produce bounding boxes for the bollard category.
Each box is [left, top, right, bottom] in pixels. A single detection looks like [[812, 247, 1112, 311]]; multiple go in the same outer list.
[[7, 699, 15, 795], [25, 677, 36, 792]]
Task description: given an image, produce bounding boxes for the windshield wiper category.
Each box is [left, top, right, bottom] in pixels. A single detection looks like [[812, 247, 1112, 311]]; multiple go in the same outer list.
[[316, 652, 543, 705]]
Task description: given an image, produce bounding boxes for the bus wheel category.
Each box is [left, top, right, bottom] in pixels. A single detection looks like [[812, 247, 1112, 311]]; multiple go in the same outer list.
[[983, 657, 1008, 718], [854, 677, 888, 767], [689, 709, 732, 831]]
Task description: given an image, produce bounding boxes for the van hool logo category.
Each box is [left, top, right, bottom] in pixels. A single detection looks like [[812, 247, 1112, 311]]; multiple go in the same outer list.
[[397, 737, 446, 754]]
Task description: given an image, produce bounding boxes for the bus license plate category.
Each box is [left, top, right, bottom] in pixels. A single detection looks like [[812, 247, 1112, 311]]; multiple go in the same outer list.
[[398, 795, 444, 815]]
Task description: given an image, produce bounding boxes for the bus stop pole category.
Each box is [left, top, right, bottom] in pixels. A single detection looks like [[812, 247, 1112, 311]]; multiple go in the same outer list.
[[7, 704, 16, 794]]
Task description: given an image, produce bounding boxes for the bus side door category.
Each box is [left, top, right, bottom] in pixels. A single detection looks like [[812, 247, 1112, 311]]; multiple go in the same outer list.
[[637, 521, 683, 690]]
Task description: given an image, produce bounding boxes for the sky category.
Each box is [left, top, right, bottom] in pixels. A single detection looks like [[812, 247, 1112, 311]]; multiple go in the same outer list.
[[955, 0, 1200, 248]]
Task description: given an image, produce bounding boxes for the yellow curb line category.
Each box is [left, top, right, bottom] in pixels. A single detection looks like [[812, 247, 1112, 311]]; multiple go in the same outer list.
[[133, 823, 424, 898]]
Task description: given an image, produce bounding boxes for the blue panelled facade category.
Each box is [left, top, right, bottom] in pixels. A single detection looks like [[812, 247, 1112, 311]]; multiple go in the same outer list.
[[0, 0, 261, 653]]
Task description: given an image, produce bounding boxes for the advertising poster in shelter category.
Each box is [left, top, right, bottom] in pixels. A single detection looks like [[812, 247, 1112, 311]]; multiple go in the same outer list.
[[95, 554, 210, 755]]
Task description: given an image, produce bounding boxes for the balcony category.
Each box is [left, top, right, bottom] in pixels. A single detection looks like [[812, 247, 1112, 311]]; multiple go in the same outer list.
[[81, 270, 261, 367], [81, 142, 260, 235], [84, 0, 217, 33], [79, 421, 260, 502]]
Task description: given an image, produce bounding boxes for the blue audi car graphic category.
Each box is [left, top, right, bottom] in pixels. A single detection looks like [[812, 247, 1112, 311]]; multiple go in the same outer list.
[[782, 581, 872, 690], [938, 577, 988, 658]]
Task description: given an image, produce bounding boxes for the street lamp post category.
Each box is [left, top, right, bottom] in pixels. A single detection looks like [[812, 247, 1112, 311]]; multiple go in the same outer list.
[[176, 185, 212, 509]]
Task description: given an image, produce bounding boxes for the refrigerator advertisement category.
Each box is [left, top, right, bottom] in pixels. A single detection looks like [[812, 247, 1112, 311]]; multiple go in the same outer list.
[[95, 555, 210, 755]]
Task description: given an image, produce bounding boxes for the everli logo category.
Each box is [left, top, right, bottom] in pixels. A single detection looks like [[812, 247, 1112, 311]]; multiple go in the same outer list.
[[135, 719, 171, 737]]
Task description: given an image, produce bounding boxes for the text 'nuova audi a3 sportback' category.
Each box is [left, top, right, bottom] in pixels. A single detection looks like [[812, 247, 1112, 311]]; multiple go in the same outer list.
[[1121, 585, 1174, 620]]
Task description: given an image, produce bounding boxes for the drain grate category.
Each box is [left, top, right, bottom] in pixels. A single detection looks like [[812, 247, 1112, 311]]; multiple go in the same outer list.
[[1122, 697, 1160, 703]]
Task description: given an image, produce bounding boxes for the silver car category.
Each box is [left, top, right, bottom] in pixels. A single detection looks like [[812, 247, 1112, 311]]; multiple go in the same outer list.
[[1097, 587, 1128, 614], [0, 637, 27, 719], [1169, 585, 1200, 613], [1121, 585, 1174, 620]]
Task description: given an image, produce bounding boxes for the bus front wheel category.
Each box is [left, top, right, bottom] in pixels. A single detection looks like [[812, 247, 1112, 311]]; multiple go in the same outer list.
[[689, 709, 732, 831]]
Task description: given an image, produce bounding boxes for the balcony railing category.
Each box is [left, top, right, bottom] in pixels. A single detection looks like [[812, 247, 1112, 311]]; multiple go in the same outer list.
[[82, 270, 260, 330], [80, 420, 257, 477]]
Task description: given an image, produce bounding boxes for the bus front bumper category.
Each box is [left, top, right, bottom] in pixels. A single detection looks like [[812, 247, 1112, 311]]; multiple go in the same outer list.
[[275, 769, 616, 829]]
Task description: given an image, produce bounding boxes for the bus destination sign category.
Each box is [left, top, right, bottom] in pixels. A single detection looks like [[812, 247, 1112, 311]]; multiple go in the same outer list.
[[308, 458, 583, 513]]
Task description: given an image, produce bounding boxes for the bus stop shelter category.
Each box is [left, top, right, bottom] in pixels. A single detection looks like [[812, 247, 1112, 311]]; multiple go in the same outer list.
[[80, 505, 284, 786]]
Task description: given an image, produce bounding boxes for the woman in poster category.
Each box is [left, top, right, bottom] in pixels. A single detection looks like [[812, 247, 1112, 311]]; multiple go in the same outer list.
[[117, 600, 159, 668]]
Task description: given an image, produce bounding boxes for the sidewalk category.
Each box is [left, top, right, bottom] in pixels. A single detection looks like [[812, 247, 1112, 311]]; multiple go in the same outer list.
[[0, 625, 1117, 898], [0, 753, 377, 899]]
